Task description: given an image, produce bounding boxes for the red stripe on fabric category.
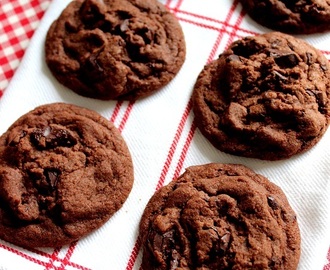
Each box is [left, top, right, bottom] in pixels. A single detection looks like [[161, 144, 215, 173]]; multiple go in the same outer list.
[[24, 246, 91, 270], [172, 9, 257, 36], [57, 242, 77, 270], [44, 247, 61, 270], [125, 236, 142, 270], [207, 0, 239, 63], [155, 103, 191, 191], [118, 101, 134, 133], [176, 16, 246, 42], [172, 0, 184, 10], [172, 118, 196, 180], [0, 243, 48, 267], [224, 7, 246, 50], [110, 100, 124, 123], [323, 248, 330, 270]]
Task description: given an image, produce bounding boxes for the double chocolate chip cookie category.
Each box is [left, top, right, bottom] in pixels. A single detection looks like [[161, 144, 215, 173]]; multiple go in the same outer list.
[[239, 0, 330, 34], [139, 163, 301, 270], [0, 103, 133, 248], [192, 32, 330, 160], [45, 0, 186, 100]]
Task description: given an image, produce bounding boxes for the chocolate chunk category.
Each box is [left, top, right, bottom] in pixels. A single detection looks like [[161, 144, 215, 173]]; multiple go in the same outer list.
[[81, 53, 105, 82], [270, 50, 299, 68], [80, 0, 104, 27], [8, 130, 27, 146], [30, 127, 77, 150], [44, 169, 60, 190]]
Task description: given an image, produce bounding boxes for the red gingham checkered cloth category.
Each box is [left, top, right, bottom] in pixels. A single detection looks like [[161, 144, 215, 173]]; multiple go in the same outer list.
[[0, 0, 330, 269]]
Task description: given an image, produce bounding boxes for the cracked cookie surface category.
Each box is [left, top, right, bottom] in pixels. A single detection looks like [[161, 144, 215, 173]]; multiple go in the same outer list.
[[45, 0, 186, 100], [139, 163, 301, 270], [192, 32, 330, 160], [239, 0, 330, 34], [0, 103, 133, 247]]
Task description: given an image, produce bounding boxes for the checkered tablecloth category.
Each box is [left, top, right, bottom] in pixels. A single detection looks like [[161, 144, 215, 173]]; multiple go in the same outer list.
[[0, 0, 330, 269]]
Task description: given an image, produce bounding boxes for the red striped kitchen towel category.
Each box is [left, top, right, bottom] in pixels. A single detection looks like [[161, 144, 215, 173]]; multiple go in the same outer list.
[[0, 0, 329, 269]]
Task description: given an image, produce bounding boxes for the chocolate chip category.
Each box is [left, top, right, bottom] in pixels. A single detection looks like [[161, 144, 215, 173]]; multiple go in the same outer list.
[[150, 230, 182, 267], [85, 54, 104, 73], [231, 40, 261, 58], [270, 50, 299, 68], [267, 196, 279, 210], [8, 130, 27, 146], [44, 169, 60, 190], [30, 127, 77, 149], [305, 89, 326, 108], [50, 129, 77, 148], [30, 129, 46, 148], [80, 0, 104, 28]]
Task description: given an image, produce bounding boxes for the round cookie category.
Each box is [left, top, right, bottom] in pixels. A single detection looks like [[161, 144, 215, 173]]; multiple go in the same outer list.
[[139, 163, 301, 270], [0, 103, 133, 248], [192, 32, 330, 160], [45, 0, 186, 100], [239, 0, 330, 34]]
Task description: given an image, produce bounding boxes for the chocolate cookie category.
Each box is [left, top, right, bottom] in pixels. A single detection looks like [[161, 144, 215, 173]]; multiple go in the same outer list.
[[239, 0, 330, 34], [139, 163, 301, 270], [192, 32, 330, 160], [45, 0, 186, 100], [0, 103, 133, 248]]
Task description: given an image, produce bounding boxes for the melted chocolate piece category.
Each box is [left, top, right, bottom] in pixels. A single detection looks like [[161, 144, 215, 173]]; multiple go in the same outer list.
[[30, 127, 77, 150], [44, 169, 60, 190]]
